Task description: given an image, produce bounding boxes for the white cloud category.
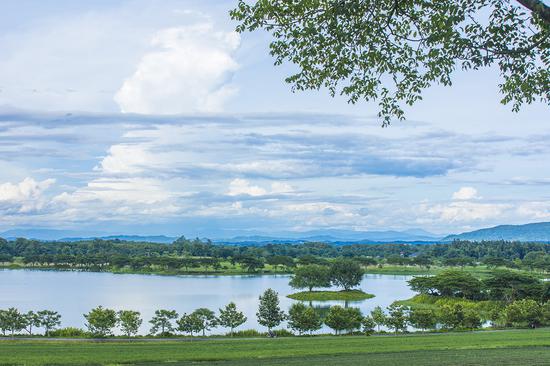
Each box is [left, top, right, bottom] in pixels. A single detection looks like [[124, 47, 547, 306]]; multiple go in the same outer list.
[[517, 201, 550, 220], [114, 23, 240, 114], [452, 186, 479, 200], [227, 179, 267, 197], [0, 177, 55, 213], [421, 201, 511, 223]]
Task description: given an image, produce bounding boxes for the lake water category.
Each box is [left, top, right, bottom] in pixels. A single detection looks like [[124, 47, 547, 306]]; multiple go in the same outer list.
[[0, 269, 414, 334]]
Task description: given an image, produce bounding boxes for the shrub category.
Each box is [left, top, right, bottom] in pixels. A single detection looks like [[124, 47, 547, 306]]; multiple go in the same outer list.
[[48, 327, 88, 337]]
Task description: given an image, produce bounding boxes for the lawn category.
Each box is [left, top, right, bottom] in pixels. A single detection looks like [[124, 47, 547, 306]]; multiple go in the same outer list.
[[1, 328, 550, 365], [287, 289, 374, 301]]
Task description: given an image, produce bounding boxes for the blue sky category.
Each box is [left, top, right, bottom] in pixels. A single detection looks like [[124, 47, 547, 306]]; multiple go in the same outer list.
[[0, 0, 548, 237]]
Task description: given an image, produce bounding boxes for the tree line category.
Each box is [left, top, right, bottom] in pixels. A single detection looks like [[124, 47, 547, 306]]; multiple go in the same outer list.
[[3, 287, 550, 338], [2, 237, 550, 274]]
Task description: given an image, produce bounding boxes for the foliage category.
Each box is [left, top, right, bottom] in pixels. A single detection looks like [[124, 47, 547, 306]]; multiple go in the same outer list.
[[84, 306, 117, 337], [408, 308, 437, 331], [362, 316, 376, 336], [257, 288, 286, 332], [149, 309, 178, 336], [231, 0, 550, 124], [177, 313, 203, 336], [330, 259, 364, 291], [385, 304, 408, 334], [117, 310, 142, 337], [324, 305, 363, 335], [409, 270, 482, 299], [289, 264, 331, 292], [287, 303, 322, 335], [0, 308, 26, 336], [217, 302, 247, 336], [48, 327, 88, 337], [36, 310, 61, 336], [505, 299, 544, 328], [191, 308, 217, 336], [370, 306, 386, 332]]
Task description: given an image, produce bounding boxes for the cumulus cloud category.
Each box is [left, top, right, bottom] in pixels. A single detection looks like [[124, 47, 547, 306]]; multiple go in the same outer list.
[[114, 23, 240, 114], [423, 201, 511, 223], [0, 177, 55, 213], [452, 187, 480, 200], [227, 179, 293, 197]]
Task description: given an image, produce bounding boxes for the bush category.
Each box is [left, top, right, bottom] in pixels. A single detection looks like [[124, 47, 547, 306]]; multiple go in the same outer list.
[[48, 327, 88, 337], [231, 329, 263, 337]]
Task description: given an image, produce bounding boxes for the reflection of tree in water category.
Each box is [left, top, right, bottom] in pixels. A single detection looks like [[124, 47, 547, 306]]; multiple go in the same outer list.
[[306, 301, 361, 321]]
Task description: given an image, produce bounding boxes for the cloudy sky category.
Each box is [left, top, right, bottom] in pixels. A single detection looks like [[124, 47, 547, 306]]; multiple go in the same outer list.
[[0, 0, 548, 237]]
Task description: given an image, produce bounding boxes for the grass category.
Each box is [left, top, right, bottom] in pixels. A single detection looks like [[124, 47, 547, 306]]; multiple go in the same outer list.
[[287, 289, 374, 301], [1, 329, 550, 365]]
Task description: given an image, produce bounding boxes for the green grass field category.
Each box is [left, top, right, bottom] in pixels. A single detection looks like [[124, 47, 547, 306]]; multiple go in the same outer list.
[[1, 329, 550, 365]]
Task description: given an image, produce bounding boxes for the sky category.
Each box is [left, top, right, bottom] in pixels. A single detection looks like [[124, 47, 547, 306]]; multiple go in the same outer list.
[[0, 0, 548, 238]]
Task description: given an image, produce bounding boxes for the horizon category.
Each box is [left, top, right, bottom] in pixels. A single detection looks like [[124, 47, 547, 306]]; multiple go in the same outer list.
[[0, 0, 549, 238]]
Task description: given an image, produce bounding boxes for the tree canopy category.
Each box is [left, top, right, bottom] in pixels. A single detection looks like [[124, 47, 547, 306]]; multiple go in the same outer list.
[[231, 0, 549, 125]]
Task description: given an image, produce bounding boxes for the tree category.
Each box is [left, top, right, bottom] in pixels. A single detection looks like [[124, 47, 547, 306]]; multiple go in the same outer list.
[[257, 288, 286, 334], [506, 299, 544, 328], [289, 264, 331, 292], [385, 304, 408, 334], [0, 310, 8, 336], [439, 303, 466, 330], [149, 309, 178, 336], [462, 305, 482, 329], [330, 259, 364, 291], [370, 306, 386, 332], [2, 308, 26, 336], [484, 270, 544, 302], [287, 303, 322, 335], [362, 316, 376, 336], [177, 313, 203, 337], [192, 308, 217, 336], [84, 306, 117, 337], [37, 310, 61, 336], [231, 1, 549, 125], [408, 308, 437, 331], [24, 311, 41, 336], [324, 305, 363, 335], [117, 310, 142, 337], [217, 302, 247, 336]]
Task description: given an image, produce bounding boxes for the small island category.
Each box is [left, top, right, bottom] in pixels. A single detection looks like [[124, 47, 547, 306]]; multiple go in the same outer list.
[[287, 289, 374, 301], [286, 260, 374, 301]]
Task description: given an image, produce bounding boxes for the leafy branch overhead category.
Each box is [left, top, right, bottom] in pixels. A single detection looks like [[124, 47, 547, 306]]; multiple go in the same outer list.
[[231, 0, 550, 125]]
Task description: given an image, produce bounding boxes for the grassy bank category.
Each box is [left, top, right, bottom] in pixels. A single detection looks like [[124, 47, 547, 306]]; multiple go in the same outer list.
[[1, 329, 550, 365], [287, 289, 374, 301]]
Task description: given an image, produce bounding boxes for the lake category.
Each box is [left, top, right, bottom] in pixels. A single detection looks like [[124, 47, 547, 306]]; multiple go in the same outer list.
[[0, 269, 415, 334]]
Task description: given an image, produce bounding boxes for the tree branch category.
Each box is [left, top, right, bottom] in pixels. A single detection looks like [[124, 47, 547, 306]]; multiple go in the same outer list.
[[515, 0, 550, 24]]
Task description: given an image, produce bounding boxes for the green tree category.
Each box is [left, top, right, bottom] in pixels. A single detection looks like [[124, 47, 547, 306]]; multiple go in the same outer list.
[[84, 306, 117, 337], [257, 288, 286, 334], [324, 305, 363, 335], [192, 308, 217, 336], [149, 309, 178, 336], [330, 259, 364, 291], [217, 302, 247, 336], [362, 315, 376, 336], [408, 308, 437, 331], [287, 303, 322, 335], [117, 310, 142, 337], [462, 304, 482, 329], [37, 310, 61, 336], [23, 311, 41, 336], [505, 299, 544, 328], [439, 303, 465, 330], [0, 310, 9, 336], [385, 304, 408, 334], [231, 0, 550, 125], [370, 306, 386, 332], [2, 308, 26, 336], [177, 313, 203, 337], [289, 264, 331, 292]]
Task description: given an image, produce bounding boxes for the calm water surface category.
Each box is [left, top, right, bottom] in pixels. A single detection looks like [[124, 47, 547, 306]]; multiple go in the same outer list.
[[0, 269, 414, 334]]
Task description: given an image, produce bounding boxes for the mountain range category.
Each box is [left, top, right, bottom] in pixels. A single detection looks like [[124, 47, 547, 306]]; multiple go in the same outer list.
[[1, 222, 549, 244]]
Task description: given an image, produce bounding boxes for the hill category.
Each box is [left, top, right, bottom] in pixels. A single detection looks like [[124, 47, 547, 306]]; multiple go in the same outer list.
[[443, 222, 550, 242]]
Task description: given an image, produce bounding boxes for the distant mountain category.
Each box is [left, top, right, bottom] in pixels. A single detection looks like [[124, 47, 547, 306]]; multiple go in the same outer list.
[[59, 235, 177, 244], [442, 222, 550, 242], [0, 229, 176, 244], [217, 229, 441, 244]]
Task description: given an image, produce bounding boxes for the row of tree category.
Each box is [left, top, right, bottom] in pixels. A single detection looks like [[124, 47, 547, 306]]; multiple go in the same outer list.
[[3, 289, 550, 338]]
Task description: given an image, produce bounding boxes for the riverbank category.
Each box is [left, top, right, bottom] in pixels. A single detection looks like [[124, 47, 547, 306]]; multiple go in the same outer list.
[[1, 328, 549, 365]]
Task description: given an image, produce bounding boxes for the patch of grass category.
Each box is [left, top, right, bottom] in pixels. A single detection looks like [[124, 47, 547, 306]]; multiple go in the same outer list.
[[287, 290, 375, 301], [1, 329, 550, 365]]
